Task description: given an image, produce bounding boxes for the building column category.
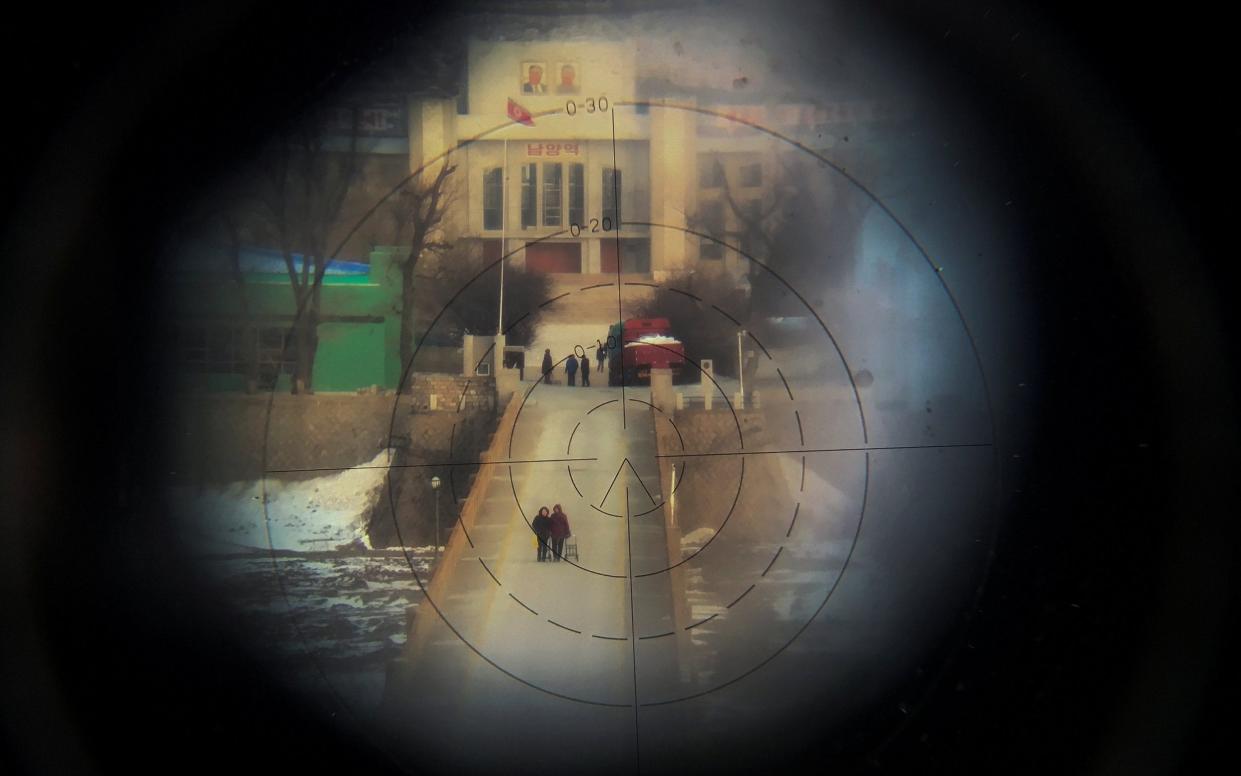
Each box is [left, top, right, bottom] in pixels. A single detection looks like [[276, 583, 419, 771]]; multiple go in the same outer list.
[[649, 99, 697, 282], [584, 237, 601, 274]]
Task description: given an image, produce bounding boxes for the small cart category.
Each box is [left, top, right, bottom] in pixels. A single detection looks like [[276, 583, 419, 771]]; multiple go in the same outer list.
[[563, 535, 579, 561]]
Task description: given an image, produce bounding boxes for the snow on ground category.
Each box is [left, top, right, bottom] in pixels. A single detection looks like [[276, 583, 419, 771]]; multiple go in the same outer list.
[[681, 526, 717, 550], [172, 448, 398, 553], [169, 449, 445, 719]]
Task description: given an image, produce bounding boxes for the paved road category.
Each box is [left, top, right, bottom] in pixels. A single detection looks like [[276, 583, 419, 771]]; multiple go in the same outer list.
[[382, 380, 679, 773], [376, 355, 997, 774]]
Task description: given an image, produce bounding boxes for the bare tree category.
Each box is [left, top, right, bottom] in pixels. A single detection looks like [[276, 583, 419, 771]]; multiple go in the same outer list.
[[691, 153, 869, 316], [393, 159, 458, 372], [254, 107, 362, 393]]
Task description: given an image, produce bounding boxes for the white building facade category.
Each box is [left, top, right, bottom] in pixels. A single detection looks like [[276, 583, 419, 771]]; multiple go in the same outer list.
[[405, 34, 895, 282]]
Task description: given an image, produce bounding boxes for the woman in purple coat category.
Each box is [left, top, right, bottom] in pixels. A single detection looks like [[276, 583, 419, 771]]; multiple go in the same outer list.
[[549, 504, 571, 561]]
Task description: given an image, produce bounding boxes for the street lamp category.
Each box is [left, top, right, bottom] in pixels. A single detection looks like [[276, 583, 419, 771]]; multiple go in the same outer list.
[[430, 475, 442, 557]]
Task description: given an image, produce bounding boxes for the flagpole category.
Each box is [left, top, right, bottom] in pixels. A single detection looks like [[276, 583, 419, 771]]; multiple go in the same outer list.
[[498, 135, 507, 336]]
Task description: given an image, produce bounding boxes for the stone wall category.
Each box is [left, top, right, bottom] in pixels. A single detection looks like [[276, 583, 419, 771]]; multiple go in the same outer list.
[[169, 389, 500, 549], [172, 393, 415, 483], [372, 408, 497, 549], [655, 407, 770, 538], [408, 373, 496, 413]]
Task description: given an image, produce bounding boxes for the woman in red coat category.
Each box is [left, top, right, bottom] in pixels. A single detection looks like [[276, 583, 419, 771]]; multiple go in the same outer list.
[[549, 504, 571, 562]]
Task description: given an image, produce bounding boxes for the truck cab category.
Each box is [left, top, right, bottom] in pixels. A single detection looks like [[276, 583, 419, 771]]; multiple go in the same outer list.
[[607, 317, 686, 385]]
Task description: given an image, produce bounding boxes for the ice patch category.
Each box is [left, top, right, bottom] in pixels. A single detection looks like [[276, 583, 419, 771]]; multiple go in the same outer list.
[[172, 448, 397, 552], [681, 527, 716, 548]]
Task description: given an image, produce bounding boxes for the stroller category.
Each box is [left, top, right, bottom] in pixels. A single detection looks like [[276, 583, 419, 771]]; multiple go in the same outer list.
[[563, 534, 579, 561]]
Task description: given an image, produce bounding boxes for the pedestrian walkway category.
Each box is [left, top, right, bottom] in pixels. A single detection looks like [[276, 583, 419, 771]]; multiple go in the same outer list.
[[383, 383, 679, 772]]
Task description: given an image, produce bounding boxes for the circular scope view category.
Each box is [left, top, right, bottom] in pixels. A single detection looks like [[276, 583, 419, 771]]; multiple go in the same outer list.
[[164, 11, 1006, 771], [5, 2, 1234, 775]]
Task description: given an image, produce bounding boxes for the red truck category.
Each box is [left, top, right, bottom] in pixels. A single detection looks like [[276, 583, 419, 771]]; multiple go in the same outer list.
[[607, 317, 686, 385]]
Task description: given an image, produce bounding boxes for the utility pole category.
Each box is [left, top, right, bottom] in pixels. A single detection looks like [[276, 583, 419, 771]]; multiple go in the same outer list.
[[497, 137, 508, 336], [737, 329, 746, 407]]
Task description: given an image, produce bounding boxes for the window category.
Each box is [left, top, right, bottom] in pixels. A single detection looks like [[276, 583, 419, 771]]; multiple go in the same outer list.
[[543, 162, 562, 226], [521, 163, 537, 228], [483, 167, 503, 230], [740, 162, 762, 187], [699, 157, 725, 188], [699, 200, 724, 259], [176, 323, 294, 390], [602, 167, 621, 224], [568, 163, 585, 227]]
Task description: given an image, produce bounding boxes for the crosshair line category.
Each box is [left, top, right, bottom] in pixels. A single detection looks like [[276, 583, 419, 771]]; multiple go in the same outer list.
[[684, 612, 718, 631], [538, 291, 571, 308], [727, 584, 756, 609], [509, 593, 538, 616], [336, 100, 998, 720], [639, 450, 873, 708], [653, 442, 993, 460], [598, 457, 658, 508], [747, 330, 772, 360], [623, 483, 641, 771], [776, 368, 794, 400], [479, 558, 501, 587], [762, 546, 784, 577], [265, 456, 599, 474], [611, 106, 627, 432]]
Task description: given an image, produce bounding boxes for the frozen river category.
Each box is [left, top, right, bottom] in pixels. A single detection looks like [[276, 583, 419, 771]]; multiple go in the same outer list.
[[194, 550, 437, 722]]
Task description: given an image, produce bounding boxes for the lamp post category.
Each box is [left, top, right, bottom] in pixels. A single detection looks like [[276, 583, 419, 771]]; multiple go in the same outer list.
[[430, 475, 442, 557], [737, 329, 746, 407]]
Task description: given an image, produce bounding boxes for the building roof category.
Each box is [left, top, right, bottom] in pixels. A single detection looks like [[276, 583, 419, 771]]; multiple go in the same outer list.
[[176, 244, 369, 277]]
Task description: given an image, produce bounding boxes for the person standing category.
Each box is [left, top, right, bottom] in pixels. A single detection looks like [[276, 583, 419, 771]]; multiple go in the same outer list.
[[596, 340, 606, 373], [566, 353, 579, 386], [532, 506, 552, 562], [541, 348, 554, 384], [549, 504, 571, 562], [580, 353, 590, 387]]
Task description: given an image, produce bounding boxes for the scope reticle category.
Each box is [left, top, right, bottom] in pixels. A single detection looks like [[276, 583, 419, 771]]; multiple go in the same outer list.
[[258, 102, 997, 712]]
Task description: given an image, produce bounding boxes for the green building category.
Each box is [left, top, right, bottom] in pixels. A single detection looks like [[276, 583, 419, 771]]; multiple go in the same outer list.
[[173, 245, 406, 392]]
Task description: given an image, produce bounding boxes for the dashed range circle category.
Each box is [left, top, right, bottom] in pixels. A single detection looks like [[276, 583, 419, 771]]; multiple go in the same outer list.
[[256, 101, 996, 710]]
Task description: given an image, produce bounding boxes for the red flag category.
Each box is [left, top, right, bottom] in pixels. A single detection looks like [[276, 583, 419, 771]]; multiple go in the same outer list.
[[507, 98, 535, 127]]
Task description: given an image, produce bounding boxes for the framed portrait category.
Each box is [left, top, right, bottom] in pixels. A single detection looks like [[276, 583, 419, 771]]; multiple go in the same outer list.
[[555, 61, 580, 94], [520, 61, 548, 95]]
